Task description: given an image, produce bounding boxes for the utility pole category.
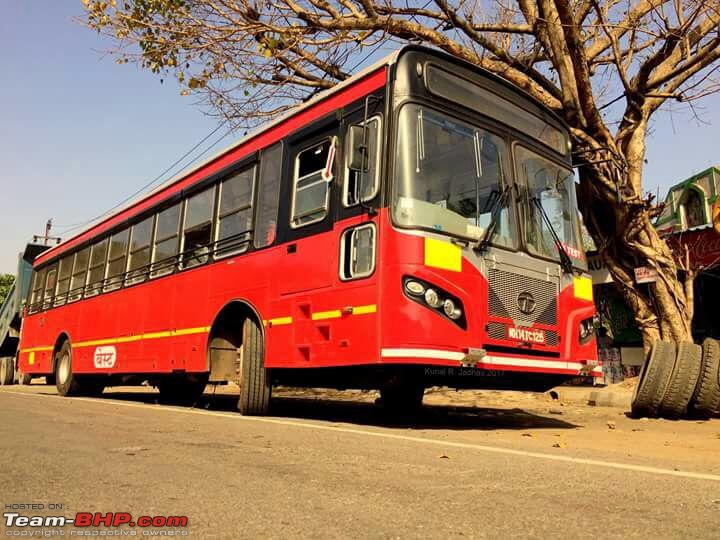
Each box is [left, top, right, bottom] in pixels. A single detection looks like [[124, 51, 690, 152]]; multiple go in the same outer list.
[[32, 219, 62, 246]]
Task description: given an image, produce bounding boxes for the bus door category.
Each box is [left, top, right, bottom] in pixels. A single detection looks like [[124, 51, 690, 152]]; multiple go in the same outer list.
[[276, 121, 340, 296], [327, 108, 384, 365], [272, 121, 340, 364]]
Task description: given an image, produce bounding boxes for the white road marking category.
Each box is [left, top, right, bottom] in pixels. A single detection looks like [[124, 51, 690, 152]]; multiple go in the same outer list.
[[4, 389, 720, 483]]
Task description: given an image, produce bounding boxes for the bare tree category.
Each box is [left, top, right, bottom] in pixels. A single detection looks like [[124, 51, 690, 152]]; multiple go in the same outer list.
[[83, 0, 720, 348]]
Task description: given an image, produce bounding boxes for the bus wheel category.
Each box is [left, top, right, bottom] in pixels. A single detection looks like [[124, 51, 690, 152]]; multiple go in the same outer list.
[[237, 317, 271, 416], [0, 358, 14, 385], [55, 341, 84, 397], [20, 372, 33, 385], [45, 374, 56, 386], [379, 382, 425, 413]]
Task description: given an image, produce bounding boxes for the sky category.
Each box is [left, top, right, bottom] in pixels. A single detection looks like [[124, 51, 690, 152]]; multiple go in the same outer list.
[[1, 2, 719, 275]]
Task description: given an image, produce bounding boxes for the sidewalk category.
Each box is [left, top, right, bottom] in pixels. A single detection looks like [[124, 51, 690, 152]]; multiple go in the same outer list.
[[548, 379, 636, 410]]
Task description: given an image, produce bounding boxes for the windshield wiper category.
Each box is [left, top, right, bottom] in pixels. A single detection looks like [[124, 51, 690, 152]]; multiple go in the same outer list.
[[529, 195, 574, 274], [474, 184, 511, 253]]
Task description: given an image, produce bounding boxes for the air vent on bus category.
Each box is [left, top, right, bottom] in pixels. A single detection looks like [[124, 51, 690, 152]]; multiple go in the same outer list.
[[487, 269, 558, 325]]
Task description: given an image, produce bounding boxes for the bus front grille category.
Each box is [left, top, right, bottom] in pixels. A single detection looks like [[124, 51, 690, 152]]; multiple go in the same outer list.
[[487, 269, 558, 325]]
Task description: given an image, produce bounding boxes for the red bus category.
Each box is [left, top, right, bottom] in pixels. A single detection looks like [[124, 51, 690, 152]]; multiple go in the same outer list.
[[17, 46, 598, 414]]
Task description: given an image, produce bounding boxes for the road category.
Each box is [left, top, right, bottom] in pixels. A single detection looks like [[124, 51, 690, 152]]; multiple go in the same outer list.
[[1, 384, 719, 538]]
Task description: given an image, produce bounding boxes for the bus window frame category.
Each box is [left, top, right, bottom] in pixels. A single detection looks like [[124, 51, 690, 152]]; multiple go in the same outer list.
[[68, 247, 90, 303], [85, 238, 109, 298], [290, 136, 337, 229], [42, 264, 58, 310], [343, 115, 382, 207], [150, 201, 183, 279], [104, 228, 130, 293], [180, 185, 217, 269], [511, 140, 587, 271], [253, 142, 283, 250], [53, 256, 73, 307], [126, 216, 155, 285], [214, 164, 257, 260]]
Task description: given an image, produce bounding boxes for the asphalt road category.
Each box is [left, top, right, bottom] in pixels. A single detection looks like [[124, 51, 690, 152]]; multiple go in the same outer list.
[[1, 384, 719, 538]]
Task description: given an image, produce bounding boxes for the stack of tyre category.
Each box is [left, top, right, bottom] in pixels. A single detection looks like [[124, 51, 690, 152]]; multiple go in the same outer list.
[[632, 338, 720, 418]]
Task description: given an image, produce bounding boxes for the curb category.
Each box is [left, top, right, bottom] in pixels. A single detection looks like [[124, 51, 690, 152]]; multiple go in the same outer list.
[[550, 387, 633, 410]]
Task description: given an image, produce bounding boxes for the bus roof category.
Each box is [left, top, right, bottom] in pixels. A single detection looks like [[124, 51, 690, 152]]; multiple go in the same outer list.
[[34, 45, 566, 267], [34, 50, 400, 267]]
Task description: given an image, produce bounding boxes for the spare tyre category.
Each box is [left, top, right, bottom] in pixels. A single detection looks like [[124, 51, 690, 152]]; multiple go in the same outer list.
[[659, 341, 702, 419], [0, 357, 14, 385], [689, 338, 720, 417], [631, 341, 676, 417]]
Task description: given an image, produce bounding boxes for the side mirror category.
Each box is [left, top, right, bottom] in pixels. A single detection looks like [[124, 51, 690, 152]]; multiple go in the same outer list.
[[347, 125, 369, 172]]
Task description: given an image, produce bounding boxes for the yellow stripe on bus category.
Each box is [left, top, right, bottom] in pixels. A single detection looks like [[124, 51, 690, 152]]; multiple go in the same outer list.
[[352, 304, 377, 315], [19, 346, 54, 354], [72, 326, 213, 350], [21, 305, 377, 351], [311, 310, 342, 321]]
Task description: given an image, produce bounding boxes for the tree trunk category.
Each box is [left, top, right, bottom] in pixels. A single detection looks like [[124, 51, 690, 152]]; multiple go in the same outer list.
[[575, 147, 694, 351]]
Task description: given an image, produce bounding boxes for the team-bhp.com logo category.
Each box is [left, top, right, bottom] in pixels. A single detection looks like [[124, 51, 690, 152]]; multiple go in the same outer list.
[[4, 512, 188, 532]]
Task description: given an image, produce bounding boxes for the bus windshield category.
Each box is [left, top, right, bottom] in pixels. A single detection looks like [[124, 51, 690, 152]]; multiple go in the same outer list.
[[515, 146, 586, 268], [393, 104, 515, 246]]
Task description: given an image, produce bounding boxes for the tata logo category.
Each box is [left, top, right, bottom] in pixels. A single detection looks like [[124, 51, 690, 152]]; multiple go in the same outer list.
[[516, 291, 536, 315]]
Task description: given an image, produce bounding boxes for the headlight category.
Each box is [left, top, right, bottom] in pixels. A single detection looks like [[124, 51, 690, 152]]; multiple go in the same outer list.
[[405, 280, 425, 296], [424, 288, 442, 308], [443, 299, 462, 320]]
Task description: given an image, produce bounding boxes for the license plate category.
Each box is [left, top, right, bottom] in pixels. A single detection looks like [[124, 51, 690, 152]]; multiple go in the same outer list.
[[506, 325, 546, 345]]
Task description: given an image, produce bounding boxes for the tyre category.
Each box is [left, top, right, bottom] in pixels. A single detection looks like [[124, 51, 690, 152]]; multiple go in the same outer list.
[[237, 317, 271, 415], [20, 372, 33, 385], [0, 357, 14, 385], [45, 374, 56, 386], [54, 341, 101, 397], [688, 338, 720, 417], [631, 341, 676, 417], [157, 376, 207, 405], [659, 341, 702, 419]]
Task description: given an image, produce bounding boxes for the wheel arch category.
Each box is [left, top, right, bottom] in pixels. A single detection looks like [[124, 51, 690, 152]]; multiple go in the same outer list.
[[205, 299, 265, 378]]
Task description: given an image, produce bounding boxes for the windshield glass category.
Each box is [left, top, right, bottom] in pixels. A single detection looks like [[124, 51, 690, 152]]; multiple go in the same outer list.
[[515, 146, 586, 268], [393, 104, 515, 246]]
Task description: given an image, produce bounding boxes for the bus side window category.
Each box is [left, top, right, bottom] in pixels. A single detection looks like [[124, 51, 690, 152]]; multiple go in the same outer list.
[[69, 247, 90, 302], [254, 143, 282, 248], [85, 238, 109, 297], [42, 265, 58, 310], [344, 116, 381, 206], [104, 228, 129, 292], [29, 268, 46, 313], [127, 217, 154, 284], [216, 165, 255, 258], [151, 203, 181, 278], [54, 256, 73, 306], [291, 137, 336, 228], [340, 224, 377, 280], [181, 186, 215, 269]]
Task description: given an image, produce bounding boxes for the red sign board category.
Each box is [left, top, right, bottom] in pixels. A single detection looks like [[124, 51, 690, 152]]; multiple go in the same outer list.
[[667, 228, 720, 270]]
